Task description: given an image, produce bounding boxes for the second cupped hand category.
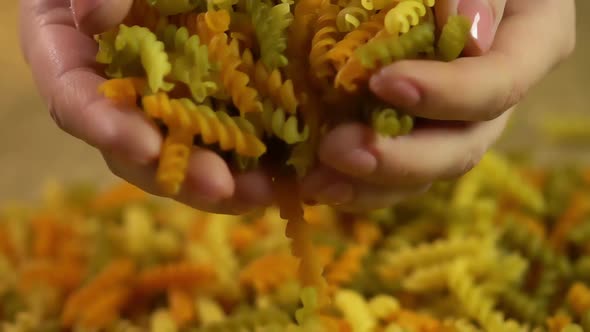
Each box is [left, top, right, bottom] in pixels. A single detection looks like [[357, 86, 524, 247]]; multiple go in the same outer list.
[[301, 0, 576, 211]]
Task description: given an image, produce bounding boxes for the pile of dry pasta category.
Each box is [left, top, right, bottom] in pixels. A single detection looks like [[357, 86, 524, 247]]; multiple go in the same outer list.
[[1, 151, 590, 331], [97, 0, 471, 195], [96, 0, 474, 317]]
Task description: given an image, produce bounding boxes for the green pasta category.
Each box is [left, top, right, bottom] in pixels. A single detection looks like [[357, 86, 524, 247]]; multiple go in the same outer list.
[[437, 15, 472, 61], [249, 99, 310, 145], [106, 25, 174, 93], [355, 22, 435, 69], [245, 0, 293, 69], [370, 107, 414, 137], [160, 24, 218, 102]]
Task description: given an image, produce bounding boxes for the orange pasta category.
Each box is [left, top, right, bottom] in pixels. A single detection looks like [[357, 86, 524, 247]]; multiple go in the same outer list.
[[78, 286, 131, 329], [19, 260, 84, 293], [567, 282, 590, 316], [168, 287, 196, 326], [325, 245, 367, 288], [90, 182, 147, 212], [136, 262, 216, 294], [62, 259, 136, 326], [98, 77, 147, 106], [550, 191, 590, 250], [240, 253, 299, 294]]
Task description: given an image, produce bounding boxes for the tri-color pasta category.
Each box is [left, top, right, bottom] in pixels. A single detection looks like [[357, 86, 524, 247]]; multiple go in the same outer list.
[[1, 153, 590, 331], [97, 0, 473, 196], [76, 2, 570, 331]]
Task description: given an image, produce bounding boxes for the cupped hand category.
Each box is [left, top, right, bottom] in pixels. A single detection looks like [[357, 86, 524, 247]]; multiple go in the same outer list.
[[19, 0, 274, 214], [302, 0, 576, 211]]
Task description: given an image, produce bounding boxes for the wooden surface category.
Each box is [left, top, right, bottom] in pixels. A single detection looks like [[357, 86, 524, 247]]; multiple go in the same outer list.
[[0, 1, 588, 201]]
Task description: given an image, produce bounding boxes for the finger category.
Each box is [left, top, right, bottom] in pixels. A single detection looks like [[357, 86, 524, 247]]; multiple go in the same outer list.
[[434, 0, 507, 55], [300, 166, 430, 211], [316, 110, 512, 186], [20, 0, 161, 164], [103, 149, 273, 215], [370, 0, 576, 121], [70, 0, 133, 35]]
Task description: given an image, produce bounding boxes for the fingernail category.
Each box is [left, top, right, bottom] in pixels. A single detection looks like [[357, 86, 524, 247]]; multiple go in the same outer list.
[[341, 149, 378, 177], [316, 183, 354, 205], [70, 0, 100, 28], [370, 77, 421, 109], [458, 0, 496, 53]]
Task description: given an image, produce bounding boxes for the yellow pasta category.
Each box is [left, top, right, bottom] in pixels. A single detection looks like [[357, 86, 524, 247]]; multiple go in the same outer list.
[[142, 93, 267, 157], [383, 0, 427, 35], [336, 6, 370, 32], [252, 60, 299, 114], [107, 25, 174, 93], [206, 33, 263, 115], [156, 131, 192, 196]]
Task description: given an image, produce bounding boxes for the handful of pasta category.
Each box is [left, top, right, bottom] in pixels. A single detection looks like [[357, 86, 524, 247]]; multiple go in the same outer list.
[[96, 0, 473, 314], [97, 0, 472, 196]]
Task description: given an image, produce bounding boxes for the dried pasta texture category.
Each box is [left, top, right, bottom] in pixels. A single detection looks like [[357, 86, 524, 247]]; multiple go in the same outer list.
[[96, 0, 476, 193], [106, 25, 173, 93], [2, 155, 590, 330], [143, 93, 267, 158], [383, 0, 428, 35], [370, 106, 414, 137]]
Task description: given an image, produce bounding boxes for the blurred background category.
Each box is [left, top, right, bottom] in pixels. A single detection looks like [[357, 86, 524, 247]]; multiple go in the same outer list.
[[0, 1, 588, 201]]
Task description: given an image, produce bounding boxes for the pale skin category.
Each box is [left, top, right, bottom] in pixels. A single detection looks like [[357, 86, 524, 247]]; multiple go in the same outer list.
[[20, 0, 576, 214]]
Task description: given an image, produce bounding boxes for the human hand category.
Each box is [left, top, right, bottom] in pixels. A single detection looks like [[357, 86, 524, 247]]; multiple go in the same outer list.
[[301, 0, 576, 211], [19, 0, 274, 214]]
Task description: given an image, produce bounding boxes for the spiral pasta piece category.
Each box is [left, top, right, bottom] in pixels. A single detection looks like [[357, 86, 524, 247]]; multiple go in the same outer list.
[[99, 78, 148, 106], [336, 6, 370, 32], [207, 33, 263, 115], [447, 260, 509, 331], [327, 10, 386, 69], [438, 15, 472, 61], [246, 0, 293, 69], [371, 107, 414, 137], [325, 245, 368, 288], [309, 4, 341, 82], [168, 10, 230, 44], [253, 61, 299, 114], [78, 286, 131, 329], [355, 21, 435, 69], [383, 0, 427, 35], [256, 99, 310, 144], [143, 94, 267, 157], [477, 152, 546, 214], [159, 25, 217, 102], [107, 25, 173, 93], [500, 218, 572, 277], [239, 253, 299, 294], [156, 131, 192, 196], [62, 259, 136, 327], [136, 262, 216, 294], [335, 22, 434, 92]]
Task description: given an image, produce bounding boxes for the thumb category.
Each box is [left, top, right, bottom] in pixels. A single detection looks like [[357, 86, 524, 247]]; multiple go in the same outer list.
[[70, 0, 133, 35], [435, 0, 507, 55]]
